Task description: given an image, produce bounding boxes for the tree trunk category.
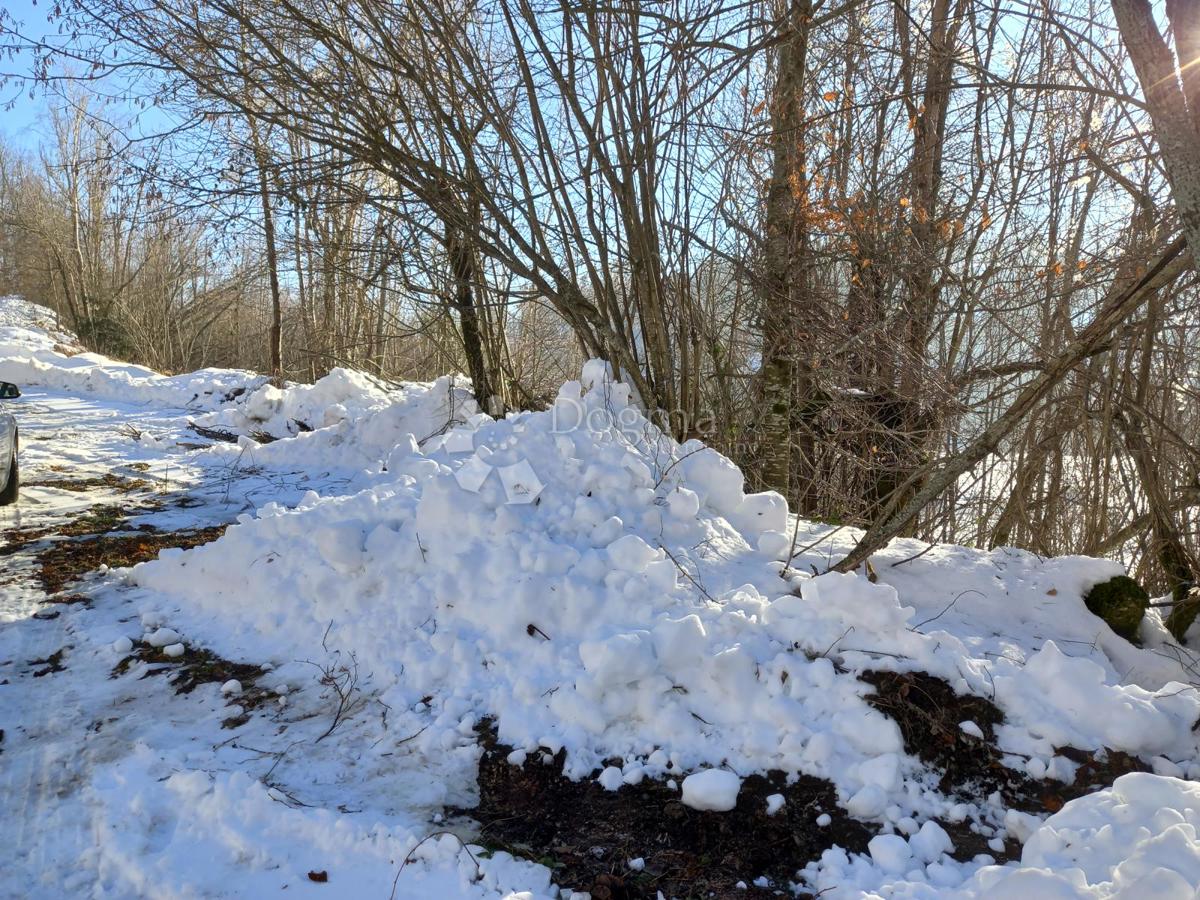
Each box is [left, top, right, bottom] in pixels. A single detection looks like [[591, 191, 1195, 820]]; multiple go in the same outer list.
[[760, 0, 813, 502], [1111, 0, 1200, 259], [251, 127, 283, 378], [446, 215, 496, 412]]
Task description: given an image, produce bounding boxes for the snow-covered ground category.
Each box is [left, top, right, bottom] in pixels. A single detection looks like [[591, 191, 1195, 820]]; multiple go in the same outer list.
[[3, 295, 1200, 899]]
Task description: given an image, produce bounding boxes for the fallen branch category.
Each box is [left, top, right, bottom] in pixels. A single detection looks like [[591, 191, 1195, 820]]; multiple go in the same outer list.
[[187, 422, 240, 443], [300, 651, 366, 743], [187, 422, 277, 444]]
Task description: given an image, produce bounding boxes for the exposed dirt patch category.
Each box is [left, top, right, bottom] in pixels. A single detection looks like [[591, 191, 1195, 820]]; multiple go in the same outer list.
[[56, 504, 155, 537], [468, 722, 870, 899], [1040, 746, 1152, 811], [2, 501, 162, 552], [23, 473, 150, 494], [36, 525, 225, 594], [2, 470, 162, 552], [42, 592, 92, 607], [2, 526, 53, 553], [28, 646, 67, 677], [861, 670, 1031, 801], [112, 641, 274, 724], [862, 669, 1157, 819], [936, 817, 1021, 864]]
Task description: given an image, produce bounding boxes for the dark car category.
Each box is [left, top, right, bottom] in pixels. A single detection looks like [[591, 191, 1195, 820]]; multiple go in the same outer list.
[[1, 380, 20, 505]]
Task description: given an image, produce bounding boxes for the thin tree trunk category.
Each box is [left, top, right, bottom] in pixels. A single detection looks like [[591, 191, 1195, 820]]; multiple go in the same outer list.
[[760, 0, 813, 502], [250, 126, 283, 377], [1111, 0, 1200, 258], [446, 214, 495, 411]]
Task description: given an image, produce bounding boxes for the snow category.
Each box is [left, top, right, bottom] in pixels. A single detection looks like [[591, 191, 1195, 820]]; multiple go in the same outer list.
[[867, 833, 914, 874], [597, 766, 624, 791], [145, 627, 181, 647], [909, 821, 954, 863], [0, 296, 475, 479], [192, 368, 477, 473], [846, 784, 890, 818], [960, 720, 984, 739], [993, 640, 1195, 756], [3, 294, 1200, 898], [88, 748, 555, 899], [965, 773, 1200, 898], [0, 298, 265, 411], [680, 769, 742, 812]]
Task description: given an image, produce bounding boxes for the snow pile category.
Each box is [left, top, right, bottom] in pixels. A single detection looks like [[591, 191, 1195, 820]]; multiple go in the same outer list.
[[134, 364, 926, 803], [800, 774, 1200, 898], [191, 368, 478, 471], [964, 773, 1200, 898], [0, 294, 77, 345], [4, 323, 1199, 897], [196, 367, 405, 437], [681, 768, 742, 811], [130, 361, 1200, 842]]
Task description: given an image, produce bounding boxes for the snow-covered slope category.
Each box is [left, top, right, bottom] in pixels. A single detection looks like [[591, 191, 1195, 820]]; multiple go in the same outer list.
[[0, 295, 477, 473], [3, 294, 1200, 899], [0, 295, 266, 410]]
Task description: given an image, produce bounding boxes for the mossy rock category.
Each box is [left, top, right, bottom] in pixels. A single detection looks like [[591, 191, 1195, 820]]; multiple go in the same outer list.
[[1164, 586, 1200, 644], [1083, 575, 1149, 643]]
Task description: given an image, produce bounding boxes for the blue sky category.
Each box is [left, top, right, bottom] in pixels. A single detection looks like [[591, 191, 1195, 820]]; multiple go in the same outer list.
[[1, 0, 58, 150], [2, 0, 180, 155]]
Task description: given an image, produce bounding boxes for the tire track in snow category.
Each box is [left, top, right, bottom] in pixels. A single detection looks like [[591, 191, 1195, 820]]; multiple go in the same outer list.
[[0, 391, 201, 898]]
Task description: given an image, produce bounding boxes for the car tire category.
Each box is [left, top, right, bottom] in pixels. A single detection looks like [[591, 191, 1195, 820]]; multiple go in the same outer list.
[[0, 442, 17, 506]]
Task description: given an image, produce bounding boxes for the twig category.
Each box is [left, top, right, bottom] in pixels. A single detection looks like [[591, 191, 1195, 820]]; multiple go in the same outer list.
[[653, 446, 706, 489], [661, 544, 715, 602], [396, 724, 429, 746], [818, 625, 854, 659], [910, 589, 983, 631], [300, 651, 366, 743], [791, 524, 848, 562], [890, 541, 936, 568], [389, 831, 482, 899]]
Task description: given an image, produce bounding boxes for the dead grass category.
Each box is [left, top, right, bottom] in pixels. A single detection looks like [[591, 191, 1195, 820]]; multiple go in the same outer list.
[[2, 500, 163, 556], [35, 525, 225, 594], [2, 466, 219, 592], [23, 473, 150, 493], [28, 647, 68, 677]]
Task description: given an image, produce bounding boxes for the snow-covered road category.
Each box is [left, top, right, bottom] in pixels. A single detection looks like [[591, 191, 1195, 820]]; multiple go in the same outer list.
[[0, 389, 252, 898], [0, 387, 545, 899]]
